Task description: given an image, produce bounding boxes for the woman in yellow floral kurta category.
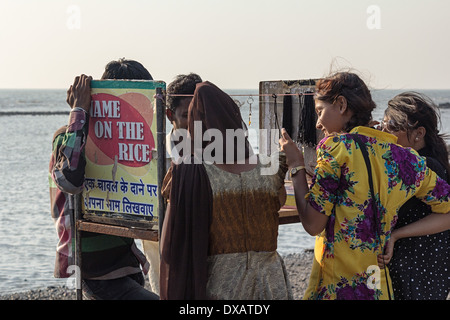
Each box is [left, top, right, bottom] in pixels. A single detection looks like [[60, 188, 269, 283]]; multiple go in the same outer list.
[[280, 72, 450, 300]]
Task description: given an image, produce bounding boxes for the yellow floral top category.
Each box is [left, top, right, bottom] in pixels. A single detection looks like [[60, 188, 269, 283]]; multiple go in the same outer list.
[[304, 126, 450, 300]]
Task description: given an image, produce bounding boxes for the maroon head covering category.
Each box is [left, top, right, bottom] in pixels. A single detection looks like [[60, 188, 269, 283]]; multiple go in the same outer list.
[[160, 81, 253, 300], [159, 161, 212, 300], [188, 81, 253, 163]]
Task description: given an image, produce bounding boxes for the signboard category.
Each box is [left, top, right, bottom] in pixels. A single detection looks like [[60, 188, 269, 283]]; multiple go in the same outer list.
[[259, 79, 321, 213], [81, 80, 166, 226]]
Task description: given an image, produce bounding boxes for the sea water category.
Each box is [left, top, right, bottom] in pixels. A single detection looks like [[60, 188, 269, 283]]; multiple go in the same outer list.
[[1, 88, 449, 294]]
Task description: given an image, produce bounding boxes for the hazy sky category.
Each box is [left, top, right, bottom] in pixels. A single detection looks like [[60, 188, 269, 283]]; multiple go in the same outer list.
[[1, 0, 449, 90]]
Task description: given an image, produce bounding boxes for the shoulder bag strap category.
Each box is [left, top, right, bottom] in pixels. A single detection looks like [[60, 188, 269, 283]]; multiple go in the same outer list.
[[351, 133, 392, 300]]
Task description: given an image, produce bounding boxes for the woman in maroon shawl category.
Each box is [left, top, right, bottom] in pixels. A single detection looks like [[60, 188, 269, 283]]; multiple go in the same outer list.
[[160, 81, 292, 300]]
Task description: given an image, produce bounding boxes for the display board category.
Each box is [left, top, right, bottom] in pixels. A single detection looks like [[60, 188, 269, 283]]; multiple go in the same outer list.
[[259, 79, 321, 210], [81, 80, 166, 228]]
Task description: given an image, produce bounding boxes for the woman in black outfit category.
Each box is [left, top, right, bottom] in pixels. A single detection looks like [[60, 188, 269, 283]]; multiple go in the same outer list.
[[380, 92, 450, 300]]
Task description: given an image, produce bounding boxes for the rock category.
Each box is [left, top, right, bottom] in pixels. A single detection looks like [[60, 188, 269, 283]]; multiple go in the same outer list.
[[0, 252, 314, 301], [1, 250, 447, 300]]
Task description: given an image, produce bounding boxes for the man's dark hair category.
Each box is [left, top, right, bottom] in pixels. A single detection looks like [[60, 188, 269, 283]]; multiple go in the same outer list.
[[101, 58, 153, 80], [166, 73, 202, 111]]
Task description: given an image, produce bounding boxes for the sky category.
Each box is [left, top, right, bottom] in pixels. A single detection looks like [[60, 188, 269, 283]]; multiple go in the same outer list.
[[0, 0, 449, 90]]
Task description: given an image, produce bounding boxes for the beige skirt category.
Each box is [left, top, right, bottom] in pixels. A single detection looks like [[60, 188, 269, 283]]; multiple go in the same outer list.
[[206, 250, 293, 300]]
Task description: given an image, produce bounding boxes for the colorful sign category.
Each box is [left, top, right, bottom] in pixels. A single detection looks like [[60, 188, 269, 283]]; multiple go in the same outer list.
[[81, 80, 166, 220]]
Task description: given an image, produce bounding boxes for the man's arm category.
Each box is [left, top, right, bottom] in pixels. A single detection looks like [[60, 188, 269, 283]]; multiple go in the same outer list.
[[51, 75, 92, 194]]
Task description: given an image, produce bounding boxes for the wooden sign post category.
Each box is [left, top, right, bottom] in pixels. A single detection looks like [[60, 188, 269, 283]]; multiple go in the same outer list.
[[74, 80, 166, 299]]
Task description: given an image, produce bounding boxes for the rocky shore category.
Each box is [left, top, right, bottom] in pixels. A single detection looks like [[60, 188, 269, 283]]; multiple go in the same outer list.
[[2, 250, 448, 301], [0, 251, 314, 300]]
